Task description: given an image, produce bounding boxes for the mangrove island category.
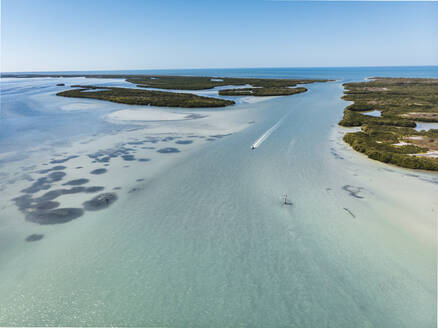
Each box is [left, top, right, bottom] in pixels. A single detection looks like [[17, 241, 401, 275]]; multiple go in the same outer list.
[[42, 74, 330, 108], [339, 77, 438, 171]]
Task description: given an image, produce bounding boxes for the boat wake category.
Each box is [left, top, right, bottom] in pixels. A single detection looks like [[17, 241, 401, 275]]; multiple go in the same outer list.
[[251, 112, 289, 149]]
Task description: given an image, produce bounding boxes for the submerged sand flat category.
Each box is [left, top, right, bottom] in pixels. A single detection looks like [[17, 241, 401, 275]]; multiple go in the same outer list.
[[0, 76, 436, 327]]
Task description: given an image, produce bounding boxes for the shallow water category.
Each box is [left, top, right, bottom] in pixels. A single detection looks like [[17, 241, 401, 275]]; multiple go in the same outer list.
[[415, 122, 438, 132], [0, 68, 437, 327], [362, 109, 381, 117]]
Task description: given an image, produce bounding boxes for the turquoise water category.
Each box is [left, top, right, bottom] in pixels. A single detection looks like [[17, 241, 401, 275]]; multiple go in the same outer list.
[[7, 65, 438, 81], [0, 68, 437, 327]]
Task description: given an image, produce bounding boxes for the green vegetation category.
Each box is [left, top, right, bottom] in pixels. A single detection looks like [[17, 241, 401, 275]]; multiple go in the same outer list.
[[339, 78, 438, 171], [45, 74, 330, 108], [125, 76, 328, 90], [57, 86, 234, 108], [219, 87, 307, 97], [2, 73, 330, 91], [128, 75, 319, 99], [339, 108, 416, 127]]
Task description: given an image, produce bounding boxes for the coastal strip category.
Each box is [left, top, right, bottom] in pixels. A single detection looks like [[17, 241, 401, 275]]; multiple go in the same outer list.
[[339, 78, 438, 171]]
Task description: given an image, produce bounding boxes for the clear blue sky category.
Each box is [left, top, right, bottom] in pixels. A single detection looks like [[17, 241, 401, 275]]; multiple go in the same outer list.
[[1, 0, 438, 72]]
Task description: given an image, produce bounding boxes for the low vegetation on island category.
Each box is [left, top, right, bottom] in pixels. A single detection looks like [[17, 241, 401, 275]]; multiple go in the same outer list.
[[124, 75, 328, 90], [219, 87, 307, 97], [57, 85, 234, 108], [37, 74, 330, 108], [339, 78, 438, 171]]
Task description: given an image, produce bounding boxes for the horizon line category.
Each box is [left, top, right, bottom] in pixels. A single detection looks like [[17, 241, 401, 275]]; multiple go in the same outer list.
[[2, 64, 438, 74]]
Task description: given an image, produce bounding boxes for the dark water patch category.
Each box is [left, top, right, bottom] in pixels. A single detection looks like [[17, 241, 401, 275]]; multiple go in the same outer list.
[[95, 156, 111, 163], [34, 201, 60, 210], [157, 147, 180, 154], [185, 113, 205, 119], [121, 155, 136, 161], [84, 186, 105, 193], [343, 208, 356, 218], [104, 164, 110, 166], [419, 177, 438, 185], [25, 234, 44, 242], [48, 171, 66, 182], [206, 138, 216, 141], [210, 133, 232, 138], [138, 158, 151, 162], [141, 146, 155, 150], [62, 186, 86, 194], [136, 178, 145, 182], [83, 193, 118, 211], [113, 186, 122, 190], [107, 152, 119, 158], [36, 187, 85, 202], [49, 155, 79, 164], [88, 151, 106, 159], [26, 208, 84, 225], [161, 136, 176, 142], [330, 147, 344, 160], [90, 168, 107, 175], [175, 140, 193, 145], [123, 165, 130, 168], [63, 178, 89, 186], [128, 187, 139, 193], [342, 185, 364, 199], [88, 146, 136, 163], [127, 141, 144, 145], [12, 194, 34, 211], [144, 139, 159, 144], [37, 166, 66, 174], [21, 177, 51, 194], [76, 166, 83, 169], [36, 189, 64, 202], [405, 173, 419, 178]]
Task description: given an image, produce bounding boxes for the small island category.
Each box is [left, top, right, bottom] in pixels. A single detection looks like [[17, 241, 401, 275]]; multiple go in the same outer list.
[[41, 74, 330, 108], [125, 75, 327, 90], [57, 85, 234, 108], [339, 78, 438, 171], [219, 87, 307, 97]]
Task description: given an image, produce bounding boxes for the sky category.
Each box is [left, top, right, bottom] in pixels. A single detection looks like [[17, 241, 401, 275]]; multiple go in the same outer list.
[[1, 0, 438, 72]]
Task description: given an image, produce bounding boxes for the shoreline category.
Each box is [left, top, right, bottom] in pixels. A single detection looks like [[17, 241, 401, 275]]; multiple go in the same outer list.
[[338, 77, 438, 171], [333, 125, 438, 175]]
